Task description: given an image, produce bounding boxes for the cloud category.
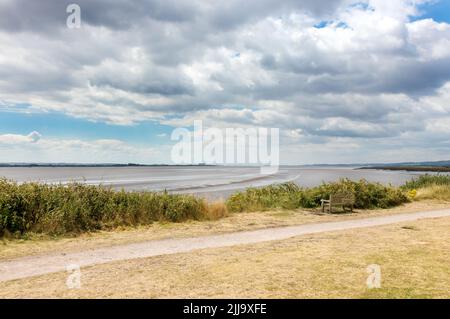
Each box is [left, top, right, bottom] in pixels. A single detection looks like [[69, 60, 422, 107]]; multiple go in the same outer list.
[[0, 131, 42, 144], [28, 131, 41, 143], [0, 133, 163, 163], [0, 0, 450, 163]]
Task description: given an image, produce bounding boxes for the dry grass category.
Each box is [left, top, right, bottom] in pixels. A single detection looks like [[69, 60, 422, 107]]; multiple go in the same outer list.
[[203, 200, 229, 220], [2, 216, 449, 298], [2, 200, 449, 261], [415, 185, 450, 201]]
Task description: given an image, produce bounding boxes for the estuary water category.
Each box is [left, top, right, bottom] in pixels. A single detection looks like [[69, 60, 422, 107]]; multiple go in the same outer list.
[[0, 166, 430, 199]]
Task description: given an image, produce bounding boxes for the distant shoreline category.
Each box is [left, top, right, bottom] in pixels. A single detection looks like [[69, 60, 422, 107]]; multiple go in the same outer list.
[[0, 163, 215, 168], [359, 166, 450, 172]]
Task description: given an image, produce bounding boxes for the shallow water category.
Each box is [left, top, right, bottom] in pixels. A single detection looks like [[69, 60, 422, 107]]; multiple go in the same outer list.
[[0, 166, 432, 199]]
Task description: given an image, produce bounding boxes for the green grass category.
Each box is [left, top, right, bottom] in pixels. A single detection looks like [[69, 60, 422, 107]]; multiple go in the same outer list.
[[226, 179, 409, 213], [0, 179, 226, 237], [2, 174, 450, 238], [399, 174, 450, 201], [401, 174, 450, 190]]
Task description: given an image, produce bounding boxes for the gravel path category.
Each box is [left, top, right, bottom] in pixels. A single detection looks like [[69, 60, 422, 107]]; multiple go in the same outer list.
[[2, 209, 450, 282]]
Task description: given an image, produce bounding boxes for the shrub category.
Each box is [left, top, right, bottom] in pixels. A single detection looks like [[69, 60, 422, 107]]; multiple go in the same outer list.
[[226, 179, 409, 212], [0, 179, 213, 237], [226, 182, 303, 212], [0, 176, 420, 237]]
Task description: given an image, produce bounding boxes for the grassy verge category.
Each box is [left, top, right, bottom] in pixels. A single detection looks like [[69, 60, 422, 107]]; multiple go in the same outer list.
[[4, 200, 448, 260], [2, 216, 449, 298], [227, 179, 408, 212], [1, 174, 450, 238], [401, 174, 450, 201]]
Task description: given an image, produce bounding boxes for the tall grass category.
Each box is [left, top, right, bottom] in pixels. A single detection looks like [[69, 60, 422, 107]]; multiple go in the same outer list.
[[226, 182, 303, 212], [226, 179, 409, 212], [414, 185, 450, 201], [400, 174, 450, 201], [2, 174, 449, 238], [0, 179, 226, 237], [401, 174, 450, 190]]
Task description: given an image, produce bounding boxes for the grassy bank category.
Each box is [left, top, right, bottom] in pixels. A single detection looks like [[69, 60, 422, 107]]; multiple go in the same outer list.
[[401, 174, 450, 201], [227, 175, 450, 213], [0, 179, 226, 237], [227, 179, 408, 212], [1, 175, 450, 238]]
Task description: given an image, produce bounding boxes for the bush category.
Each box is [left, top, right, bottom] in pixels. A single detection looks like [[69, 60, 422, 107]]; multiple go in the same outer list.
[[0, 176, 422, 237], [310, 179, 408, 209], [226, 182, 303, 212], [0, 179, 213, 237], [226, 179, 409, 212]]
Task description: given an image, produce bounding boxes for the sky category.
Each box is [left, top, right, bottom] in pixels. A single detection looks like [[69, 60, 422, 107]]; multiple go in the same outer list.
[[0, 0, 450, 164]]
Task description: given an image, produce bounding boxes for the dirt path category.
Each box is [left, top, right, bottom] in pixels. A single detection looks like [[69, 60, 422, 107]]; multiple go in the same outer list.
[[2, 209, 450, 282]]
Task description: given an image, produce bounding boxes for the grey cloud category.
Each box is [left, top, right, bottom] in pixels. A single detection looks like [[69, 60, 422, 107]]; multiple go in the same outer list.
[[374, 58, 450, 96], [0, 0, 449, 146], [0, 0, 198, 32], [206, 0, 346, 31], [90, 70, 195, 96], [0, 0, 347, 32]]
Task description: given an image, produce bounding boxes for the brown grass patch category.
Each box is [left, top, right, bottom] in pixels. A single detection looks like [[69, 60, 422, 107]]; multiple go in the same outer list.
[[1, 216, 449, 298], [1, 200, 449, 261]]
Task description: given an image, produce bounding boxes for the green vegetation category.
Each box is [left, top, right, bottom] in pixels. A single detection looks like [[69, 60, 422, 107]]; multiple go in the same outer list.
[[400, 174, 450, 201], [226, 179, 408, 212], [401, 174, 450, 190], [0, 179, 226, 237], [361, 165, 450, 172], [2, 174, 450, 238]]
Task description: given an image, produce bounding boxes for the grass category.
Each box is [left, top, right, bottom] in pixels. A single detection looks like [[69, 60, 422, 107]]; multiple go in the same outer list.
[[2, 216, 449, 298], [414, 185, 450, 201], [1, 175, 450, 298], [401, 175, 450, 201], [227, 179, 409, 212], [2, 174, 450, 238], [401, 174, 450, 190], [0, 179, 227, 237], [2, 200, 447, 260]]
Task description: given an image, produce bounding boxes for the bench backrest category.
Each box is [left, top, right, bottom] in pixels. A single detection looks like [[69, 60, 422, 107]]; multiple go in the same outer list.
[[330, 192, 355, 205]]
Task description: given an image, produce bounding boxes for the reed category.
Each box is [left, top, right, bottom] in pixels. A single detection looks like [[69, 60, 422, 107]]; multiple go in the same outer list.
[[0, 179, 223, 237], [2, 174, 449, 238]]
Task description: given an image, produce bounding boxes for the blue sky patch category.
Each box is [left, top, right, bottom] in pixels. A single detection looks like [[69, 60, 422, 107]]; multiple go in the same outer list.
[[412, 0, 450, 23], [0, 111, 172, 145]]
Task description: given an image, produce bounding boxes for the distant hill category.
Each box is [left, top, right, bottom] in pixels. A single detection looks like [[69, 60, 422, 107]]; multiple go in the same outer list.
[[371, 160, 450, 167], [358, 160, 450, 172], [1, 160, 450, 170]]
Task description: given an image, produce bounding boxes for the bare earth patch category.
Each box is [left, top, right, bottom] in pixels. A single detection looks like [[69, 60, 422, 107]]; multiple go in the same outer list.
[[1, 200, 448, 260], [1, 215, 449, 298]]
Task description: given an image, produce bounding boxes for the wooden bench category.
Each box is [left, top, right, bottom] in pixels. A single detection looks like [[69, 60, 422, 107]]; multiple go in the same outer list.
[[321, 192, 355, 213]]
